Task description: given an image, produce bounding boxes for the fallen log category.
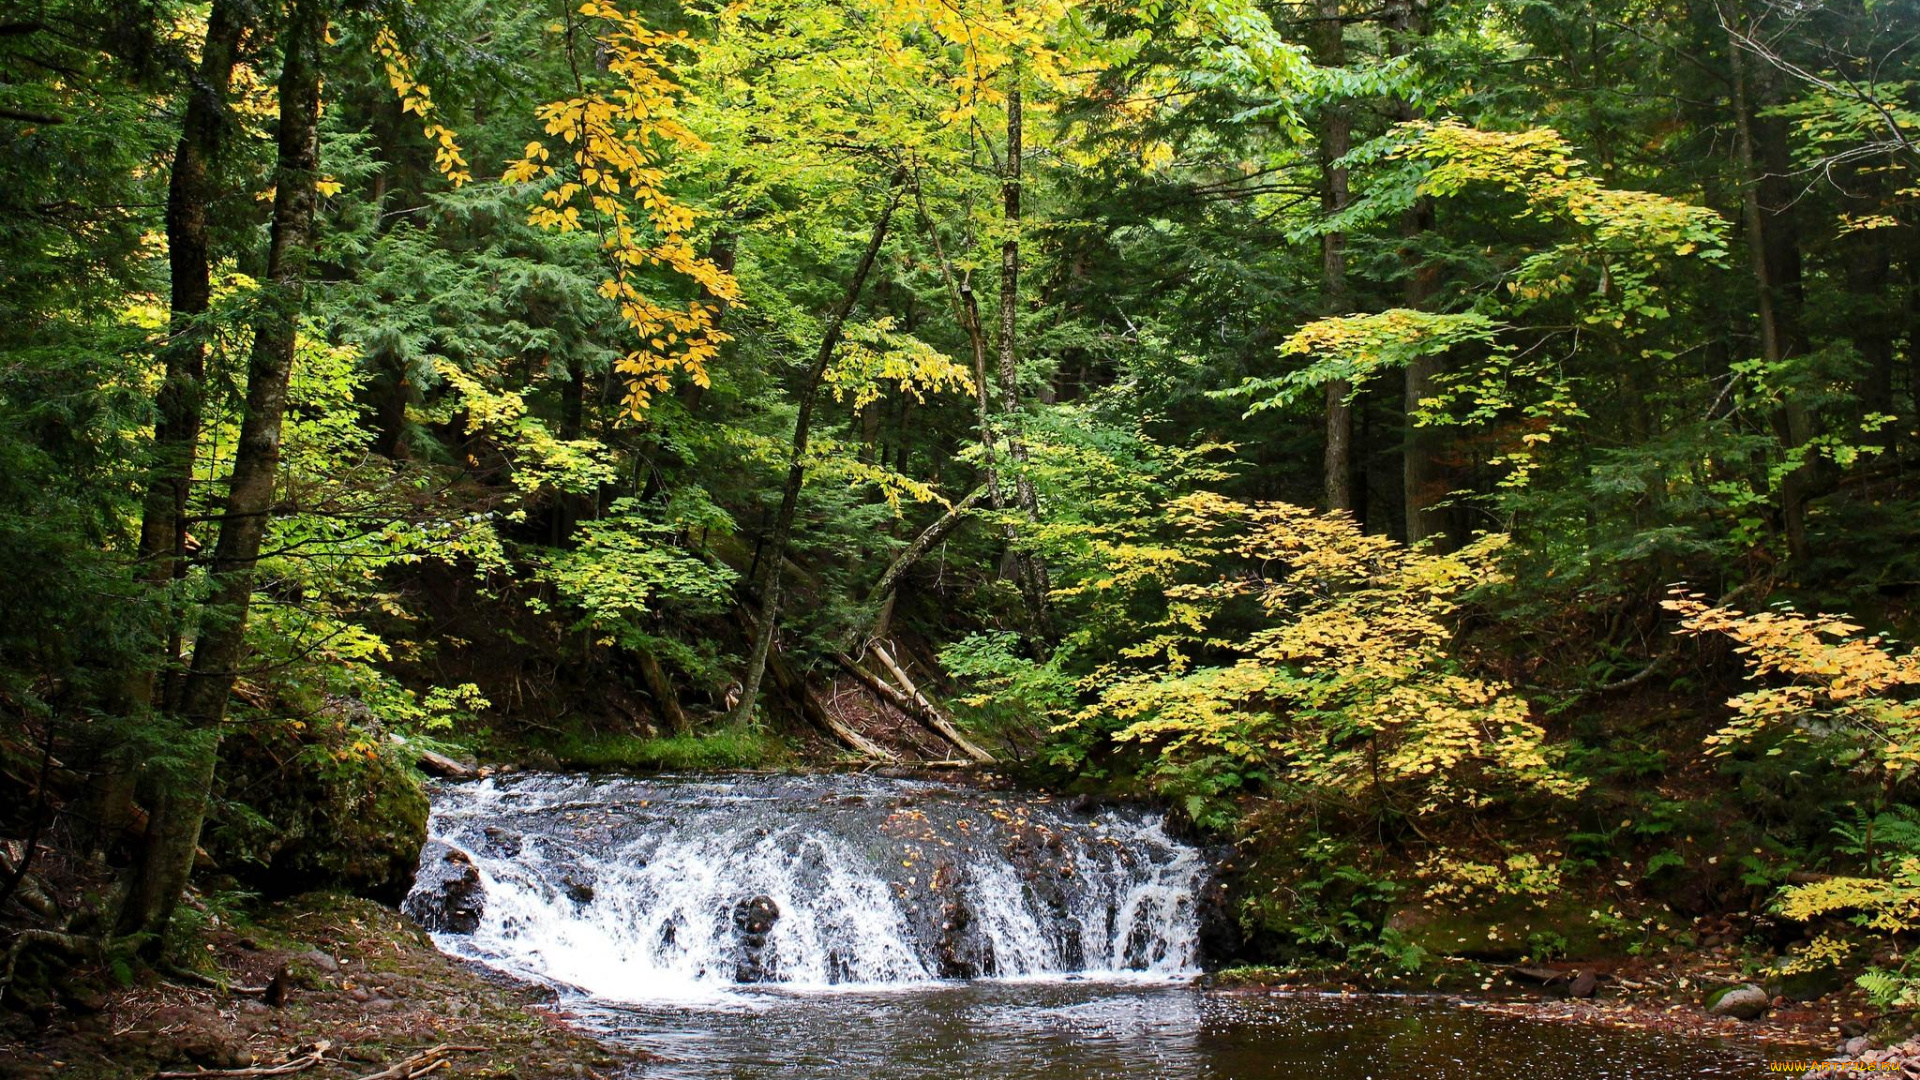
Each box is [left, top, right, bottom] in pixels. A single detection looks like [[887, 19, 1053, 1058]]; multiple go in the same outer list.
[[832, 651, 981, 762], [868, 644, 993, 764], [755, 625, 893, 761]]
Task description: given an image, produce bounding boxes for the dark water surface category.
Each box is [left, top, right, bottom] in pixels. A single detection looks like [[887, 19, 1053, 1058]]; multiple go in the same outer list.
[[573, 980, 1758, 1079]]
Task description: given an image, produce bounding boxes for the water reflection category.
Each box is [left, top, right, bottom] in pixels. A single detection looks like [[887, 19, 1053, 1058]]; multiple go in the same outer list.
[[572, 981, 1758, 1079]]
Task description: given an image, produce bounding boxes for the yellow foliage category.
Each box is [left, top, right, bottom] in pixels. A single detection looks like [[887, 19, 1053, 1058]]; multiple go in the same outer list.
[[505, 2, 739, 417], [1084, 497, 1582, 817], [823, 318, 976, 410], [1417, 852, 1564, 901], [371, 27, 472, 187], [1664, 590, 1920, 774]]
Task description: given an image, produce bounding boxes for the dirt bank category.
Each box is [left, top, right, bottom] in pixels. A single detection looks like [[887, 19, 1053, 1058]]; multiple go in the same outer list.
[[0, 894, 639, 1080]]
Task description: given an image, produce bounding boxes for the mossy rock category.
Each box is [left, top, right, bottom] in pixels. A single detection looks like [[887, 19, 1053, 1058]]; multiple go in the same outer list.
[[1386, 895, 1615, 962], [207, 711, 429, 905]]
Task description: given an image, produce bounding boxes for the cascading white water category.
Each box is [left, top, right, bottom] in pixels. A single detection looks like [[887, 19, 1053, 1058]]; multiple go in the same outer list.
[[406, 773, 1206, 1001]]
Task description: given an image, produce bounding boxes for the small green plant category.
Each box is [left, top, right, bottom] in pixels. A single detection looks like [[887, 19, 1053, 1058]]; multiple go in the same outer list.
[[1526, 929, 1570, 962]]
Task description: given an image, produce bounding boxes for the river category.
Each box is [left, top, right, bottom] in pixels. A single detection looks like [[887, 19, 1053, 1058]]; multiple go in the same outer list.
[[406, 772, 1758, 1078]]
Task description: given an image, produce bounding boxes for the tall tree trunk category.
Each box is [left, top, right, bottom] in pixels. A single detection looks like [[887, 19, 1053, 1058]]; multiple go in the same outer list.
[[1839, 163, 1896, 441], [1318, 0, 1354, 513], [119, 0, 329, 945], [90, 0, 251, 858], [1389, 0, 1446, 547], [137, 0, 249, 706], [910, 170, 1026, 599], [730, 174, 905, 725], [1726, 8, 1811, 565], [996, 77, 1054, 645]]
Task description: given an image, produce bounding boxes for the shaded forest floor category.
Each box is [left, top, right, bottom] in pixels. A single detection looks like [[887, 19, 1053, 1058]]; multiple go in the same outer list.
[[0, 895, 640, 1080]]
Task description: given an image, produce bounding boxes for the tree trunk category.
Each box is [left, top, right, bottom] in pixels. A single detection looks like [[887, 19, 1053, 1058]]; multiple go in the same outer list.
[[1839, 162, 1895, 441], [1317, 0, 1353, 513], [1389, 0, 1446, 547], [1727, 9, 1811, 565], [996, 78, 1054, 645], [910, 169, 1037, 626], [119, 0, 329, 946], [748, 612, 893, 759], [136, 0, 249, 709], [730, 172, 905, 725], [636, 649, 690, 735], [864, 486, 987, 612]]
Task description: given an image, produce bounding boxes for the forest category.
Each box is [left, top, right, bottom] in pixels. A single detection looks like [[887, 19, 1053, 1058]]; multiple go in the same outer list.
[[2, 0, 1920, 1074]]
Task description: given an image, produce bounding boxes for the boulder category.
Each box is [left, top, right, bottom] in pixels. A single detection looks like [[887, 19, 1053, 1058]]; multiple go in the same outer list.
[[206, 707, 429, 904], [1569, 970, 1599, 999], [403, 842, 485, 934], [1706, 983, 1770, 1020]]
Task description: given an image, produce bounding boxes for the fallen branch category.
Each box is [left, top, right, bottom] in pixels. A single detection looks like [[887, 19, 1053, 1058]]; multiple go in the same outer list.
[[349, 1044, 487, 1080], [153, 1041, 332, 1079]]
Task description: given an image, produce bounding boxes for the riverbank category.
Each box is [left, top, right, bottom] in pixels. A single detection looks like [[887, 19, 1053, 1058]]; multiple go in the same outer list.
[[1210, 942, 1890, 1063], [0, 893, 638, 1080]]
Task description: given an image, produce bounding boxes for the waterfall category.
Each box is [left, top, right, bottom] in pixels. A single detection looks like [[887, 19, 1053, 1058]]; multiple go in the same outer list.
[[406, 773, 1206, 1001]]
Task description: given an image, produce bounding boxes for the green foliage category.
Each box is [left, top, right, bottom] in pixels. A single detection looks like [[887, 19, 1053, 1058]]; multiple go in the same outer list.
[[547, 728, 791, 771], [537, 498, 739, 640]]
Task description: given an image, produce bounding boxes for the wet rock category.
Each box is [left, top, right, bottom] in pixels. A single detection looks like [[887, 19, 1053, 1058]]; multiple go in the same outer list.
[[731, 895, 781, 982], [1706, 984, 1770, 1020], [734, 894, 780, 936], [562, 871, 595, 905], [1569, 971, 1598, 999], [404, 841, 485, 934], [1843, 1036, 1874, 1058], [482, 826, 522, 858], [935, 897, 994, 979], [1192, 874, 1243, 969]]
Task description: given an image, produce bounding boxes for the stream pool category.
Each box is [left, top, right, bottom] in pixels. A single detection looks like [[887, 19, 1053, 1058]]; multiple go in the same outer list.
[[571, 979, 1760, 1079]]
